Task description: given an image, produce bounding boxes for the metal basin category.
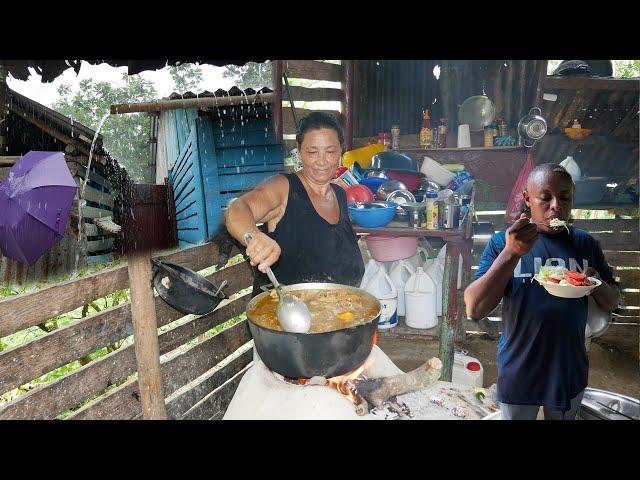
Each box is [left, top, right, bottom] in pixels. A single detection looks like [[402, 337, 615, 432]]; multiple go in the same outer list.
[[579, 388, 640, 420]]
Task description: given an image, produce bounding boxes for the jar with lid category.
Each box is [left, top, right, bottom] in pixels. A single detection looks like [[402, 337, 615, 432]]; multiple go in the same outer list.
[[391, 125, 401, 150], [497, 118, 508, 137], [438, 118, 448, 148], [383, 132, 392, 150], [484, 125, 495, 147]]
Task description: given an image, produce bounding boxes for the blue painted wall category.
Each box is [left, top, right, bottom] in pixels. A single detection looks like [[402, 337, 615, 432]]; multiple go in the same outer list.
[[167, 103, 285, 246]]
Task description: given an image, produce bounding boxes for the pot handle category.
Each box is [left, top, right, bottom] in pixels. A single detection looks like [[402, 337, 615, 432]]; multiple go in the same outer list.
[[529, 107, 542, 116], [523, 138, 537, 148]]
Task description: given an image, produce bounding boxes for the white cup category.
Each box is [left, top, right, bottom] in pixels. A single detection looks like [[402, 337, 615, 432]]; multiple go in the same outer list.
[[457, 124, 471, 148]]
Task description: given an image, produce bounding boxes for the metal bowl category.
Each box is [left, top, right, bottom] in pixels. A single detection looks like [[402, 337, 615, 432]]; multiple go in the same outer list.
[[376, 179, 408, 201], [579, 388, 640, 420]]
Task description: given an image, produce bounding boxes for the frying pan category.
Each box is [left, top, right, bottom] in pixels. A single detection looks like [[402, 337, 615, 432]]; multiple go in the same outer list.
[[151, 259, 227, 315]]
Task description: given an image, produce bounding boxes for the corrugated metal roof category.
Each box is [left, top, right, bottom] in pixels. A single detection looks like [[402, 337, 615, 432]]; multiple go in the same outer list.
[[165, 86, 273, 101], [4, 60, 267, 83]]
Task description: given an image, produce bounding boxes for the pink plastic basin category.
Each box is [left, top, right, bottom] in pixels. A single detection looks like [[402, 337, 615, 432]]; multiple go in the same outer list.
[[365, 235, 418, 262]]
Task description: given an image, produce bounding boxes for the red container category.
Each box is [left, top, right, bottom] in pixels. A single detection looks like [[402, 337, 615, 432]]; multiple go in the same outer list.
[[346, 184, 375, 204], [385, 170, 422, 192]]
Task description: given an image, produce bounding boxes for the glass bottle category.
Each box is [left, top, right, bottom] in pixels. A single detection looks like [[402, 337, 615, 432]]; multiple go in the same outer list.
[[419, 108, 432, 149]]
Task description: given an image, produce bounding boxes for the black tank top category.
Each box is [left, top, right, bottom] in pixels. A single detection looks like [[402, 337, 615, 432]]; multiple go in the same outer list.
[[252, 173, 365, 296]]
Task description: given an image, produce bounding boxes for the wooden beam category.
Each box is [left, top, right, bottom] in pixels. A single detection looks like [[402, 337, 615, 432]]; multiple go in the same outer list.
[[0, 156, 20, 166], [273, 60, 283, 143], [285, 60, 343, 82], [438, 241, 463, 382], [110, 92, 275, 115], [127, 251, 167, 419], [533, 60, 549, 108], [343, 60, 355, 151], [286, 86, 344, 103]]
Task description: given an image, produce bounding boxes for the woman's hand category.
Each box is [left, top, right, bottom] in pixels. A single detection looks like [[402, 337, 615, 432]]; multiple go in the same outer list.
[[244, 231, 282, 273], [505, 213, 538, 257]]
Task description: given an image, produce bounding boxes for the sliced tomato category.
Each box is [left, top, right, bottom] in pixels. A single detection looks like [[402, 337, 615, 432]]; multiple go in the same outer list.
[[565, 276, 582, 286], [566, 271, 586, 281], [546, 277, 561, 283], [582, 278, 594, 286]]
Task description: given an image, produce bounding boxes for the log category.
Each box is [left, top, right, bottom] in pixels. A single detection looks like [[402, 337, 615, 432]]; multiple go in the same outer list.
[[127, 251, 166, 419], [354, 357, 442, 411], [110, 92, 275, 115]]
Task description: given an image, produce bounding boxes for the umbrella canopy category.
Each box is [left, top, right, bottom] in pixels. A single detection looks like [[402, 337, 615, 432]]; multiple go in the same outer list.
[[0, 151, 78, 265]]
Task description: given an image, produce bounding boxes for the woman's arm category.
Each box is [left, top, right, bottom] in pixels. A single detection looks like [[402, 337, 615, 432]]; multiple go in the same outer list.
[[224, 175, 288, 272]]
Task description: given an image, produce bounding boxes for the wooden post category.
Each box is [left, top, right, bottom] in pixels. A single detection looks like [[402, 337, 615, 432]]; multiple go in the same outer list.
[[533, 60, 549, 108], [0, 61, 7, 155], [272, 60, 283, 144], [343, 60, 355, 152], [438, 240, 462, 382], [127, 250, 167, 419]]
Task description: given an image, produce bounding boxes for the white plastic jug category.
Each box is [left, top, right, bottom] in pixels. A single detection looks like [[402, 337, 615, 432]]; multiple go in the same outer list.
[[389, 259, 416, 317], [360, 259, 381, 289], [559, 155, 581, 182], [436, 244, 463, 290], [452, 353, 484, 387], [363, 268, 398, 330], [405, 267, 438, 329]]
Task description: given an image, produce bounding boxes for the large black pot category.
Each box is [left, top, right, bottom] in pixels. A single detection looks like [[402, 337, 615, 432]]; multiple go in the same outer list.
[[246, 282, 381, 379]]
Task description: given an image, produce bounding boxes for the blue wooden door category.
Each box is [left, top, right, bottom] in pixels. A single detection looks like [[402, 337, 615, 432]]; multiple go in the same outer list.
[[168, 125, 208, 248]]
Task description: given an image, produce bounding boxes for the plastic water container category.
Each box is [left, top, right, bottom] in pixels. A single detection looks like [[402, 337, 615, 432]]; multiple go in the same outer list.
[[362, 268, 398, 330], [452, 353, 484, 387], [426, 258, 444, 316], [388, 259, 415, 317], [405, 267, 438, 329], [359, 258, 382, 289]]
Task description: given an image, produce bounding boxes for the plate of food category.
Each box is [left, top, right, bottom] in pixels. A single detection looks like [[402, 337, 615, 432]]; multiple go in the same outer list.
[[534, 266, 601, 298]]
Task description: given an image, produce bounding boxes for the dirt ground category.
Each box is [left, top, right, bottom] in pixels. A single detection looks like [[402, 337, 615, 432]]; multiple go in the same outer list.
[[378, 335, 640, 400]]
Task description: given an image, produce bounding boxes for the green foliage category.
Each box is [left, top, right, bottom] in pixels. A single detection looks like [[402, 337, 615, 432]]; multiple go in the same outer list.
[[223, 61, 273, 90], [613, 60, 640, 78], [169, 63, 204, 92], [53, 73, 158, 183]]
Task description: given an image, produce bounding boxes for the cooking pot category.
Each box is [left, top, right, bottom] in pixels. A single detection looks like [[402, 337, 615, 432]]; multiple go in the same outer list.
[[246, 282, 381, 378], [517, 107, 547, 147]]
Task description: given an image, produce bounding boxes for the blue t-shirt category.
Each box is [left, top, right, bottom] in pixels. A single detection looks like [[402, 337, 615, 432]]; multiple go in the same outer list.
[[474, 226, 616, 411]]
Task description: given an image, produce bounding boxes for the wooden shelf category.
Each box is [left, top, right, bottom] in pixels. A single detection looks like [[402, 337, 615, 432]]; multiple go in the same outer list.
[[354, 225, 468, 241], [396, 146, 524, 153]]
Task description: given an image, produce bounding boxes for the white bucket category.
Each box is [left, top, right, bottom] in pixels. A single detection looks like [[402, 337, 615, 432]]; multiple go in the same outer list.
[[452, 353, 484, 387], [363, 268, 398, 330], [405, 267, 438, 329], [388, 259, 416, 317]]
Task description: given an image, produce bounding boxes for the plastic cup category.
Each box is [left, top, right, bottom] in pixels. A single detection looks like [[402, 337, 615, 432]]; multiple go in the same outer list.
[[457, 124, 471, 148]]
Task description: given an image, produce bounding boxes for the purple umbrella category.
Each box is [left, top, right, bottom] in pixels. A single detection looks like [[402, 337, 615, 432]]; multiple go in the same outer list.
[[0, 151, 78, 266]]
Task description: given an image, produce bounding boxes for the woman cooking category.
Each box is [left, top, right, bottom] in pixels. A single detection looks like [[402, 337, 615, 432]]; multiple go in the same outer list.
[[224, 111, 365, 297]]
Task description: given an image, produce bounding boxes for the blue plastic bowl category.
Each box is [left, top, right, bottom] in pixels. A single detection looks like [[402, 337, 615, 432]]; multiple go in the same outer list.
[[348, 202, 397, 228], [360, 177, 387, 195]]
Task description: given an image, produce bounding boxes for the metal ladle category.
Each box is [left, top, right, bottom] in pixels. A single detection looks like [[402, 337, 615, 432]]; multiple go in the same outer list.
[[243, 233, 312, 333]]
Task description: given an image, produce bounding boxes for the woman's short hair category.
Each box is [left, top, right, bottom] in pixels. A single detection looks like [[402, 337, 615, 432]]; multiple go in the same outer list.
[[296, 111, 344, 146]]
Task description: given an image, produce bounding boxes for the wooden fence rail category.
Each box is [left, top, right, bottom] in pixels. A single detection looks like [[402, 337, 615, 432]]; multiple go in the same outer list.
[[0, 242, 254, 420]]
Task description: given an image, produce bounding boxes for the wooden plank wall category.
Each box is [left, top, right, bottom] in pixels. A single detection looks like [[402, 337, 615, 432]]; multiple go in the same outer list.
[[472, 212, 639, 357], [0, 243, 255, 420], [281, 60, 345, 149]]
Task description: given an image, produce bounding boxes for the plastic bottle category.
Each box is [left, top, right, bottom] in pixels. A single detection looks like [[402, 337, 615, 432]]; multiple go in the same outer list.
[[404, 267, 438, 329], [388, 259, 416, 317], [341, 143, 385, 169], [424, 190, 439, 229], [452, 353, 484, 387], [363, 268, 398, 330], [419, 109, 432, 149], [359, 258, 381, 289]]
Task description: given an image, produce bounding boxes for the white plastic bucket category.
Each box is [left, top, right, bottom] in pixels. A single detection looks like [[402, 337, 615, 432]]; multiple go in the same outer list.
[[389, 259, 415, 317], [452, 353, 484, 387], [405, 267, 438, 329], [363, 268, 398, 330]]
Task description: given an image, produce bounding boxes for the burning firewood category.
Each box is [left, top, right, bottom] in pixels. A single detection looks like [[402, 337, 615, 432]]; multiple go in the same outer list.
[[353, 357, 443, 410]]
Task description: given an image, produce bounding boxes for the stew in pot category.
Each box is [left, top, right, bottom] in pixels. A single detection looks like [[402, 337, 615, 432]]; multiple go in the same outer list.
[[248, 288, 379, 333]]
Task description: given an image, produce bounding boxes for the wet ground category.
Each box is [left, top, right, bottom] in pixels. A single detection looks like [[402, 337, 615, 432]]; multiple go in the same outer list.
[[378, 334, 640, 400]]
